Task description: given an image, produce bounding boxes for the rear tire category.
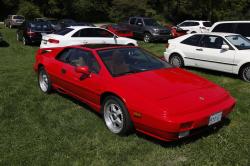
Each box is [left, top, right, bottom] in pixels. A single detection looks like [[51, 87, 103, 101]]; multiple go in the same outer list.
[[240, 64, 250, 82], [22, 37, 27, 45], [169, 54, 184, 67], [102, 96, 133, 136], [16, 34, 19, 41]]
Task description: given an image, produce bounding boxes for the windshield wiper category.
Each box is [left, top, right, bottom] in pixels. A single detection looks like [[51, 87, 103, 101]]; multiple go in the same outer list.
[[113, 69, 143, 77]]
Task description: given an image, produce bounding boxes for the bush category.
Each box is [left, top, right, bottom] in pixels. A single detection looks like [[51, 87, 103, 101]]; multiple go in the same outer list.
[[17, 1, 42, 19]]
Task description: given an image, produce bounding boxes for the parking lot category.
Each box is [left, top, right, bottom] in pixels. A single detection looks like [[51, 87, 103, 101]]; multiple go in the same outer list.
[[0, 25, 249, 165]]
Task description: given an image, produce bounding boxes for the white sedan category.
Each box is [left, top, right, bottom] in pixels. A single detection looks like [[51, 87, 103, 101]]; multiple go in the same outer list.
[[164, 32, 250, 82], [40, 26, 138, 48]]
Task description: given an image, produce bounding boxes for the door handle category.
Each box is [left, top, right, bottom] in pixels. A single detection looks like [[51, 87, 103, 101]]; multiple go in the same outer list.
[[61, 69, 66, 74], [196, 48, 203, 51]]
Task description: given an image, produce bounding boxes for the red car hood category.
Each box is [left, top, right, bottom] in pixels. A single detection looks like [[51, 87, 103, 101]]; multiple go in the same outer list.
[[112, 68, 232, 118], [113, 68, 217, 101]]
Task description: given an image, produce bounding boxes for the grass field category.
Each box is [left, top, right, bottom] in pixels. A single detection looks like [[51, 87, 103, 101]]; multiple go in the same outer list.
[[0, 25, 249, 166]]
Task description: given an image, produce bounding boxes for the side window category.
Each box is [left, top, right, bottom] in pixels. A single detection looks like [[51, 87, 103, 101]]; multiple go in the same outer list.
[[191, 22, 199, 26], [179, 22, 189, 27], [94, 29, 114, 38], [68, 49, 100, 74], [72, 30, 81, 37], [56, 48, 72, 62], [181, 35, 202, 46], [130, 18, 136, 25], [200, 35, 227, 49], [212, 23, 234, 33], [235, 23, 250, 37], [136, 19, 143, 26]]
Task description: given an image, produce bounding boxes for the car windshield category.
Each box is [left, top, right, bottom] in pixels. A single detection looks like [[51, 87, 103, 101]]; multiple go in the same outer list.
[[144, 19, 160, 26], [29, 22, 53, 31], [226, 35, 250, 50], [98, 48, 172, 77], [14, 16, 24, 19]]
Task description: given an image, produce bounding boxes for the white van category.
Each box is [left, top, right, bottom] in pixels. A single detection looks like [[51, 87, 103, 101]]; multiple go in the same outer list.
[[210, 21, 250, 39]]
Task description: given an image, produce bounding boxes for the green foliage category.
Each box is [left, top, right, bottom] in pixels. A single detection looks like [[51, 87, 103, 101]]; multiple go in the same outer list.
[[109, 0, 155, 22], [1, 0, 250, 22], [17, 1, 42, 19]]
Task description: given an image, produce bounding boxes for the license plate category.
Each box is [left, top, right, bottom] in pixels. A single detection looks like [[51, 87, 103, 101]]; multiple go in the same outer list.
[[208, 112, 222, 126]]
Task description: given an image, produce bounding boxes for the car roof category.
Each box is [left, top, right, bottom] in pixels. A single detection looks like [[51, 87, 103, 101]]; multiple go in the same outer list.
[[195, 32, 239, 36], [68, 26, 102, 30], [213, 21, 250, 24], [183, 20, 210, 22], [130, 16, 152, 19], [69, 44, 137, 51]]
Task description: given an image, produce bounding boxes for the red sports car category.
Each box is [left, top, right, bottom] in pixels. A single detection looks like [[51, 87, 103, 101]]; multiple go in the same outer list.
[[165, 24, 187, 38], [34, 44, 236, 141], [101, 24, 133, 38]]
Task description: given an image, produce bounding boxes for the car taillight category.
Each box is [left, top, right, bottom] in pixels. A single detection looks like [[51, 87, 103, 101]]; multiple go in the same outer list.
[[27, 29, 35, 36], [48, 39, 59, 44]]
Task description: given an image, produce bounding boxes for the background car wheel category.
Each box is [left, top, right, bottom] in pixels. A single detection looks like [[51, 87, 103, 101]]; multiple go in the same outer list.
[[16, 34, 19, 41], [240, 64, 250, 82], [127, 43, 135, 46], [191, 31, 196, 33], [102, 96, 133, 135], [22, 37, 27, 45], [38, 67, 52, 93], [144, 33, 152, 43], [169, 54, 184, 67]]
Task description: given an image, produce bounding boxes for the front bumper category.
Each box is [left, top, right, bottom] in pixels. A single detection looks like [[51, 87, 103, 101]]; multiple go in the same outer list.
[[134, 97, 236, 142], [151, 34, 172, 41]]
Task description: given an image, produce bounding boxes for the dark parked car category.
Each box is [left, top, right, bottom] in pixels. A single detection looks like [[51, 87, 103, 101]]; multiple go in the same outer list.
[[34, 18, 58, 30], [54, 19, 77, 30], [16, 21, 54, 45], [120, 17, 171, 42], [4, 15, 25, 28]]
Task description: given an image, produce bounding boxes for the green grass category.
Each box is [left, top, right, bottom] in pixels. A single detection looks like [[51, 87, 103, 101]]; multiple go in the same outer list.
[[0, 25, 249, 166]]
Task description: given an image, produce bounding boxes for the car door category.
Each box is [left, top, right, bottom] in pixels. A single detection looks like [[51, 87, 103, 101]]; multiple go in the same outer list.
[[134, 18, 144, 37], [60, 48, 103, 105], [179, 34, 203, 66], [129, 18, 138, 36], [194, 35, 235, 73]]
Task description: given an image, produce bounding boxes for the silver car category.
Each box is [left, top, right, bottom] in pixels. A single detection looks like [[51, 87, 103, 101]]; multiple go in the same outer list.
[[4, 15, 25, 28]]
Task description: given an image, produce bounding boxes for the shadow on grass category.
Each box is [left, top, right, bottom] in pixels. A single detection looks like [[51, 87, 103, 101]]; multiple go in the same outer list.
[[136, 118, 231, 147], [185, 66, 238, 80], [56, 91, 103, 119], [0, 41, 10, 47], [52, 90, 231, 147]]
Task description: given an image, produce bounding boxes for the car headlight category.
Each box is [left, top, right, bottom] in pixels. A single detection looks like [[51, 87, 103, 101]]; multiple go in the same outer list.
[[154, 29, 160, 34]]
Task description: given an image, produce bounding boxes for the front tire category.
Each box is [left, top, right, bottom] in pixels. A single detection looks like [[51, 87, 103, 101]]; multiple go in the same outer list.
[[38, 67, 52, 93], [102, 96, 133, 135], [169, 54, 184, 67], [240, 64, 250, 82], [144, 33, 152, 43]]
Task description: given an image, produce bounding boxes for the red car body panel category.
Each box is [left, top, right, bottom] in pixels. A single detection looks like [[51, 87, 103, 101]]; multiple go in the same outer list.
[[165, 25, 187, 38], [101, 24, 133, 38], [34, 45, 236, 141]]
